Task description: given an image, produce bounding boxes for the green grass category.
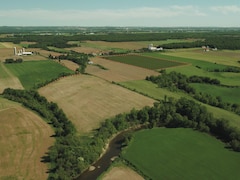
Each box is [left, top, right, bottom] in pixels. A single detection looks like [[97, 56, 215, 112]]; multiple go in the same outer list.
[[119, 80, 240, 129], [123, 128, 240, 180], [191, 83, 240, 104], [105, 55, 184, 70], [5, 60, 74, 89]]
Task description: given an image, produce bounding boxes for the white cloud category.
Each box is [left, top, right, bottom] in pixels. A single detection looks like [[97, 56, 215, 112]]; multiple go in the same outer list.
[[0, 6, 206, 25], [211, 5, 240, 14]]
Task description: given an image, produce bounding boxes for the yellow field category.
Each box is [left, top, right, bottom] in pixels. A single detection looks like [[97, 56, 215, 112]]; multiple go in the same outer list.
[[0, 97, 54, 180], [86, 57, 160, 82], [38, 75, 155, 133]]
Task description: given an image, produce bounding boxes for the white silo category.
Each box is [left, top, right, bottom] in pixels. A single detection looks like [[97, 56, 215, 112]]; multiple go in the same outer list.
[[14, 47, 17, 55]]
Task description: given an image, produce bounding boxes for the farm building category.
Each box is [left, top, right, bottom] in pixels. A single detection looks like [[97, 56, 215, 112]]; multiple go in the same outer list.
[[14, 47, 33, 56], [148, 44, 163, 51]]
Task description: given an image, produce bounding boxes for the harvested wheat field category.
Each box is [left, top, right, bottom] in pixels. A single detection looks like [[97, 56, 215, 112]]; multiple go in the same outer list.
[[0, 97, 54, 180], [39, 75, 155, 133], [86, 57, 159, 82], [0, 62, 24, 93], [102, 166, 144, 180], [58, 60, 79, 71]]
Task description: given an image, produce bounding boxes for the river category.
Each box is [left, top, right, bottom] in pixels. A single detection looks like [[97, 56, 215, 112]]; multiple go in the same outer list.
[[76, 131, 127, 180]]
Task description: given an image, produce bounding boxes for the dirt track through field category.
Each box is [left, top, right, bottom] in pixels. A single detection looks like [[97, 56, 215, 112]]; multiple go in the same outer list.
[[39, 75, 155, 133], [0, 98, 54, 180]]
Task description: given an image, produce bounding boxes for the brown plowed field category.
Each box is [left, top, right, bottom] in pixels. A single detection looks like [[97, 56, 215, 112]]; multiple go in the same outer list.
[[86, 57, 159, 82], [0, 98, 54, 180], [38, 75, 155, 133]]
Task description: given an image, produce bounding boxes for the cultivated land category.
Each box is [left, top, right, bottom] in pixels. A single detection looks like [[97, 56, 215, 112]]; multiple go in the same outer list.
[[86, 57, 160, 82], [0, 62, 24, 93], [164, 48, 240, 67], [191, 83, 240, 104], [5, 60, 74, 89], [101, 164, 144, 180], [0, 97, 54, 180], [123, 128, 240, 180], [38, 75, 155, 133], [104, 54, 185, 70]]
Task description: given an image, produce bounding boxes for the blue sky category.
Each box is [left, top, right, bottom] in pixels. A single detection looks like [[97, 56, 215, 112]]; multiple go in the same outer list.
[[0, 0, 239, 26]]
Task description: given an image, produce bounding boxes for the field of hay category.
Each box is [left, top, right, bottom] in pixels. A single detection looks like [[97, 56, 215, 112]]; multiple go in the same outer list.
[[0, 97, 54, 180], [101, 165, 144, 180], [86, 57, 159, 82], [0, 62, 24, 93], [164, 48, 240, 67], [38, 75, 155, 133]]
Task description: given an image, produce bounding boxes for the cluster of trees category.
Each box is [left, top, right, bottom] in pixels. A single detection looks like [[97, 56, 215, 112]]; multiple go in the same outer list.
[[146, 71, 240, 115], [5, 58, 23, 63], [209, 66, 240, 73], [2, 88, 240, 179], [1, 31, 240, 50], [57, 51, 89, 74]]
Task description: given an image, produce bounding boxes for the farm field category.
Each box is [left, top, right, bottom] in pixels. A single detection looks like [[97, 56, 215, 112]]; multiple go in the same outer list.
[[76, 39, 199, 53], [119, 80, 240, 129], [190, 83, 240, 104], [163, 48, 240, 67], [104, 54, 185, 70], [5, 60, 74, 89], [141, 52, 240, 86], [122, 128, 240, 180], [0, 62, 24, 93], [101, 164, 144, 180], [0, 97, 54, 180], [38, 75, 155, 133], [86, 57, 160, 82]]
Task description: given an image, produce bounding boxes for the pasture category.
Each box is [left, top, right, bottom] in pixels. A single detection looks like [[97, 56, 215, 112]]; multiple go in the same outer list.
[[191, 83, 240, 104], [0, 97, 54, 180], [122, 128, 240, 180], [105, 54, 185, 70], [163, 48, 240, 67], [38, 75, 155, 133], [86, 57, 159, 82], [5, 60, 74, 89], [119, 80, 240, 129], [0, 62, 24, 93]]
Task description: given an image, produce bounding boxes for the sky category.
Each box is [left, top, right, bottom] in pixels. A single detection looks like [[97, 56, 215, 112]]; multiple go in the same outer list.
[[0, 0, 239, 27]]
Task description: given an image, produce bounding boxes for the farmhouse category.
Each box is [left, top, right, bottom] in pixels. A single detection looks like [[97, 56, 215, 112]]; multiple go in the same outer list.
[[148, 44, 163, 51], [14, 47, 33, 56]]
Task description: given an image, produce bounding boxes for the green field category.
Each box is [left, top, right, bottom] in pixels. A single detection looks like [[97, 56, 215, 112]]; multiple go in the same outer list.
[[5, 60, 74, 89], [191, 83, 240, 104], [119, 80, 240, 128], [105, 55, 185, 70], [123, 128, 240, 180]]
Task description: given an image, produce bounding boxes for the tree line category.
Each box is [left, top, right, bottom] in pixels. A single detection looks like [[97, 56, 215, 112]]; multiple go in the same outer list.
[[146, 71, 240, 115], [2, 88, 240, 179], [1, 31, 240, 50]]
